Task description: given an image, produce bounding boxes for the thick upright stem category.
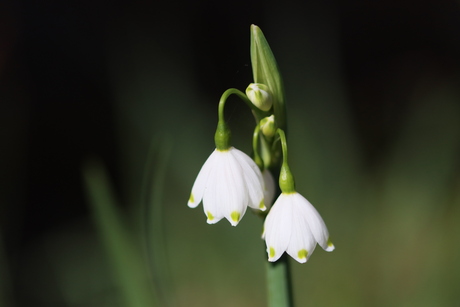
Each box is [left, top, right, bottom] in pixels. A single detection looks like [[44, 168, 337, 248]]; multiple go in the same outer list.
[[266, 253, 294, 307]]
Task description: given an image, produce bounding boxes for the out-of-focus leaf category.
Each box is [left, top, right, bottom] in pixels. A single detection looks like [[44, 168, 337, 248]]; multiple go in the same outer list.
[[83, 160, 157, 307]]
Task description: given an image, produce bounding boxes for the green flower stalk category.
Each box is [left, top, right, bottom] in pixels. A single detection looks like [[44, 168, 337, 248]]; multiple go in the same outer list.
[[263, 129, 335, 263], [186, 24, 335, 307], [188, 89, 267, 226]]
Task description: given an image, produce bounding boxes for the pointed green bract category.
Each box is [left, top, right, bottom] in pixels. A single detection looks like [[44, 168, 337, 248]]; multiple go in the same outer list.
[[250, 25, 286, 131]]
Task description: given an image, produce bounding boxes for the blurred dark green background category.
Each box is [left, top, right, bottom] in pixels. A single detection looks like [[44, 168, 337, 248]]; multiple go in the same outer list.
[[1, 1, 460, 306]]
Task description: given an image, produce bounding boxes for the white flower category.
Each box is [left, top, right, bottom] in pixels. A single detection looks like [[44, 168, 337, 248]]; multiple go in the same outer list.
[[188, 147, 266, 226], [262, 192, 334, 263]]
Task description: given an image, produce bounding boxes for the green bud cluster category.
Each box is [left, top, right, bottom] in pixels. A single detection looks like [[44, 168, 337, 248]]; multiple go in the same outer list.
[[213, 25, 296, 204]]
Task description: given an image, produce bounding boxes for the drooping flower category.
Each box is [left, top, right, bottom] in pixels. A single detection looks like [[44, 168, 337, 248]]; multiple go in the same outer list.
[[188, 147, 266, 226], [262, 192, 335, 263]]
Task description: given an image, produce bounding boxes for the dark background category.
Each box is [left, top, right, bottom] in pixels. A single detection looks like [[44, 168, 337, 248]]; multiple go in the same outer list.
[[1, 1, 460, 306]]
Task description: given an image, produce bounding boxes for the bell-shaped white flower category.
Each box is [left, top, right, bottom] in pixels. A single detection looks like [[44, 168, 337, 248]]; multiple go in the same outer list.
[[262, 192, 334, 263], [188, 147, 266, 226]]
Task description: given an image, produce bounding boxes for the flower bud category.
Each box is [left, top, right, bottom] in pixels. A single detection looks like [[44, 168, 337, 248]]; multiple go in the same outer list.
[[260, 115, 277, 138], [246, 83, 273, 111]]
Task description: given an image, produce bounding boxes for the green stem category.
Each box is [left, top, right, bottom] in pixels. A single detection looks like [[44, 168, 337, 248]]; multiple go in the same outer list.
[[260, 132, 274, 169], [277, 128, 289, 166], [266, 249, 294, 307], [276, 128, 295, 194], [218, 88, 269, 122], [252, 123, 264, 170]]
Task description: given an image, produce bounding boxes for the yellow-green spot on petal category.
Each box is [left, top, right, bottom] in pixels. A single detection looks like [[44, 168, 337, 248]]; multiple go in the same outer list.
[[327, 238, 334, 248], [207, 211, 214, 221], [269, 247, 275, 258], [298, 249, 308, 259], [189, 193, 194, 203], [259, 200, 266, 209], [230, 211, 240, 223]]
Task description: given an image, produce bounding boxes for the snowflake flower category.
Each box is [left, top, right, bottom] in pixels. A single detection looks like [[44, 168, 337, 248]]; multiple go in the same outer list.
[[263, 192, 334, 263], [188, 147, 266, 226]]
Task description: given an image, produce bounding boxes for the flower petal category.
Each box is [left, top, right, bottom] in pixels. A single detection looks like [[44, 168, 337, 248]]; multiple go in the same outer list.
[[264, 194, 293, 262], [286, 195, 317, 263], [202, 158, 225, 224], [220, 150, 248, 226], [295, 193, 334, 251], [188, 149, 217, 208], [231, 148, 265, 211], [262, 169, 276, 207]]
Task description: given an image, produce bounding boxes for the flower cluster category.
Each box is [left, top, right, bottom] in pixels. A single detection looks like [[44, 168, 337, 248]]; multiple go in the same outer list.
[[187, 25, 334, 264]]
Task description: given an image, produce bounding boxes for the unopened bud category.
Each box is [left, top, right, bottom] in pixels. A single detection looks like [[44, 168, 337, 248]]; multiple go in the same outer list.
[[260, 115, 277, 138], [246, 83, 273, 111]]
